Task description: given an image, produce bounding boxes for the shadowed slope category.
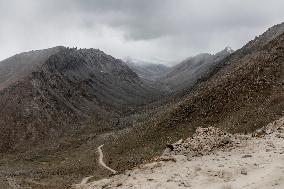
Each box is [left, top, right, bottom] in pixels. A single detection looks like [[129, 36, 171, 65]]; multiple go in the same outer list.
[[0, 47, 162, 153]]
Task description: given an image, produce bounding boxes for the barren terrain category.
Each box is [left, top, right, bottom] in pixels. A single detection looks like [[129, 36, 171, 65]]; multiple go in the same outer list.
[[74, 117, 284, 189]]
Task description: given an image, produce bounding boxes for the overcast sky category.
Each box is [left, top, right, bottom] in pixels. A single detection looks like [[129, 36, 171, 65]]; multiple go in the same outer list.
[[0, 0, 283, 64]]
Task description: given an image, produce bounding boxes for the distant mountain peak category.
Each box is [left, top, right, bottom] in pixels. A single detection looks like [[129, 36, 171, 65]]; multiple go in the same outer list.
[[224, 46, 234, 53]]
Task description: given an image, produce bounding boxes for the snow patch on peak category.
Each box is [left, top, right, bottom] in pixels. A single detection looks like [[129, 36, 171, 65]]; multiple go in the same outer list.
[[224, 46, 234, 53]]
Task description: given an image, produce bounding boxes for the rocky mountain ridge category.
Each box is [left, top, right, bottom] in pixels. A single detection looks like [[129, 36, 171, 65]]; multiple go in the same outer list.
[[0, 47, 162, 152], [158, 47, 233, 92]]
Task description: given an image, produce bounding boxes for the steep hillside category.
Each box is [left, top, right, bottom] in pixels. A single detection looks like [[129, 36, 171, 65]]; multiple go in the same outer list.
[[159, 47, 233, 92], [0, 47, 161, 153], [243, 22, 284, 52]]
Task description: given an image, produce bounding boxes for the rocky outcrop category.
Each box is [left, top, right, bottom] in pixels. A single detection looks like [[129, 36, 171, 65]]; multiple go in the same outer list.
[[164, 127, 242, 157]]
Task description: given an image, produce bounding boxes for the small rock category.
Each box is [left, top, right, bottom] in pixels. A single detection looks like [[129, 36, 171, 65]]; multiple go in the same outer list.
[[111, 181, 123, 187], [267, 141, 275, 148], [252, 128, 266, 137], [166, 144, 174, 151], [275, 134, 284, 139], [221, 136, 232, 145], [241, 168, 248, 175], [175, 139, 183, 145], [162, 148, 172, 156], [272, 181, 279, 186], [277, 127, 284, 133], [166, 179, 174, 182], [242, 154, 252, 158], [186, 154, 192, 161], [194, 167, 201, 172], [179, 181, 191, 187], [158, 156, 176, 162]]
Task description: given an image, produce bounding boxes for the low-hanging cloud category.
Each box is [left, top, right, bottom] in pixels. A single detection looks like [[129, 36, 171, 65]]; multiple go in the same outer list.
[[0, 0, 283, 64]]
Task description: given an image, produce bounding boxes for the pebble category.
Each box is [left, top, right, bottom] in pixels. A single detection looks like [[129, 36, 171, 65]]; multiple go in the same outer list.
[[242, 154, 252, 158], [241, 168, 248, 175], [179, 181, 191, 187], [194, 167, 201, 171]]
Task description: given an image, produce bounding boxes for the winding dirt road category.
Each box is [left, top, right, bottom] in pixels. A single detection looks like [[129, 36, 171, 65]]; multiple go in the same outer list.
[[73, 144, 117, 188], [98, 145, 117, 174]]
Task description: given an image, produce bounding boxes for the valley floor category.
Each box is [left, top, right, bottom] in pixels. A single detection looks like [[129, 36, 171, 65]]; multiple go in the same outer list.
[[73, 117, 284, 189]]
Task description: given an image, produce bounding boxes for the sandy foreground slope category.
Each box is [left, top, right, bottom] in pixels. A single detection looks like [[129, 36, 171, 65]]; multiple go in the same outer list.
[[73, 117, 284, 189]]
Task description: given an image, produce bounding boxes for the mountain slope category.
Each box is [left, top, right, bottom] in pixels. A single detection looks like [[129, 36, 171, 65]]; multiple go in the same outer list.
[[126, 60, 169, 81], [0, 46, 62, 90], [0, 47, 162, 152], [103, 23, 284, 174], [159, 47, 233, 92], [243, 22, 284, 52]]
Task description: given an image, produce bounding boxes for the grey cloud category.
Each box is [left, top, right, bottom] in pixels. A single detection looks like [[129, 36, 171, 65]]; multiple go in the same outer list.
[[0, 0, 283, 64], [63, 0, 281, 40]]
